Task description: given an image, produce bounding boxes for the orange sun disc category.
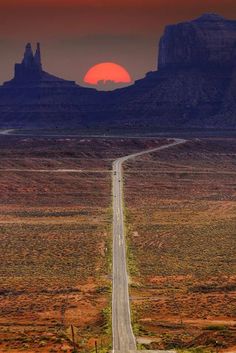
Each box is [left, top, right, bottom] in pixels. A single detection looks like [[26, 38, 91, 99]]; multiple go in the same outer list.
[[84, 62, 132, 85]]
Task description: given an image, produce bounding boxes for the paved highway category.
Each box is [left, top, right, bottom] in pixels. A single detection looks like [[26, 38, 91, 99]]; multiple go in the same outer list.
[[112, 138, 186, 353], [0, 128, 184, 352]]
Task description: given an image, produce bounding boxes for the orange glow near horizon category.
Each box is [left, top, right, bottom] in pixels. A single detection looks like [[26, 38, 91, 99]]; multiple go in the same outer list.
[[84, 62, 132, 85]]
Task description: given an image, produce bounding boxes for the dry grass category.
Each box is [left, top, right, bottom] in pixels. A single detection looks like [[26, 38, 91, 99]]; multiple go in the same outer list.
[[0, 136, 165, 353], [125, 138, 236, 352]]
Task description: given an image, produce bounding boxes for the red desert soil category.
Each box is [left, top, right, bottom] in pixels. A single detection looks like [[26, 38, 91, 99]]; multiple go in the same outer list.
[[0, 136, 166, 353], [125, 138, 236, 352]]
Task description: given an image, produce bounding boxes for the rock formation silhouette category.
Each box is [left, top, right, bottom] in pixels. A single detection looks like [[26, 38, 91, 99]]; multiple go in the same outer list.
[[0, 43, 100, 128], [14, 42, 42, 81], [0, 14, 236, 131], [111, 13, 236, 130], [158, 14, 236, 70], [4, 42, 76, 87]]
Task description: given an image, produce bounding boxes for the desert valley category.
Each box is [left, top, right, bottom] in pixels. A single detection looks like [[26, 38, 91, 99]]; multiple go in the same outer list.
[[0, 6, 236, 353]]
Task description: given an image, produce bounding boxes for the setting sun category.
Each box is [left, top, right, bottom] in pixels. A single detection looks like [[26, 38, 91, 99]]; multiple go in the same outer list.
[[84, 62, 132, 86]]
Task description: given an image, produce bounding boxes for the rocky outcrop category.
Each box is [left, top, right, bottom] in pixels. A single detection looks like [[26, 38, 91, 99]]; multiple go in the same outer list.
[[158, 13, 236, 70], [0, 43, 102, 128], [4, 43, 77, 87], [0, 15, 236, 131], [109, 13, 236, 129]]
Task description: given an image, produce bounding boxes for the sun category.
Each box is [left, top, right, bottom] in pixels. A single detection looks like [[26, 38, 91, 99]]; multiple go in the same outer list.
[[84, 62, 132, 86]]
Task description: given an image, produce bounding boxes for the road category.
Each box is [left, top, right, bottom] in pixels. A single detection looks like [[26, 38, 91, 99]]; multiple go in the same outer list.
[[1, 128, 234, 138], [112, 138, 186, 353], [0, 128, 184, 352], [0, 129, 14, 135], [0, 169, 108, 173]]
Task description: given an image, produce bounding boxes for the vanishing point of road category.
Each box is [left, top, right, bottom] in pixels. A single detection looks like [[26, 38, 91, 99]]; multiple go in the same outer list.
[[0, 129, 185, 352], [112, 138, 186, 353]]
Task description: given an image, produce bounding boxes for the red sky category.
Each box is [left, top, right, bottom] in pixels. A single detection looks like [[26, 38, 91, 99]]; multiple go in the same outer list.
[[0, 0, 235, 87]]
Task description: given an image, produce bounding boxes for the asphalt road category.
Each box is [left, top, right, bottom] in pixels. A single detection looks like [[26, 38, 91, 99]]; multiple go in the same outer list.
[[112, 138, 186, 353], [0, 128, 184, 352], [1, 129, 235, 138]]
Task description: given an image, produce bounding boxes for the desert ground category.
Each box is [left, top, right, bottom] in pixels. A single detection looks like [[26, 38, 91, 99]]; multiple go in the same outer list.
[[0, 135, 164, 353], [0, 136, 235, 353], [124, 138, 236, 352]]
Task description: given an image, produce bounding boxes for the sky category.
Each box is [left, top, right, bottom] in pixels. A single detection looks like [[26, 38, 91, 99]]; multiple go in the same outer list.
[[0, 0, 235, 88]]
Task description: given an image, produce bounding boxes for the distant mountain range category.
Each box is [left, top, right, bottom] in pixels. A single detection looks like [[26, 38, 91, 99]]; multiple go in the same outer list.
[[0, 13, 236, 131]]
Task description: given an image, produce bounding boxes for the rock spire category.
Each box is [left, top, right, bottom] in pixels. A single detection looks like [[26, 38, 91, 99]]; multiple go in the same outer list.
[[13, 43, 43, 81], [34, 43, 42, 70]]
